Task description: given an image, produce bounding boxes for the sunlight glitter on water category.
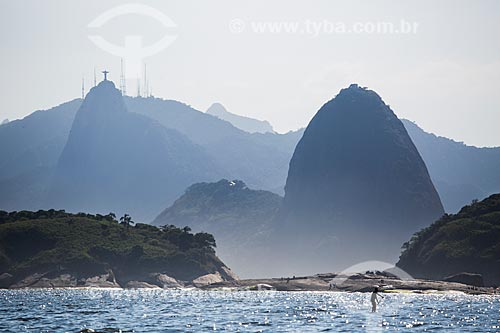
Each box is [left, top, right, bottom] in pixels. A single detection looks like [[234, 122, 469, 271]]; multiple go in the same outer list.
[[0, 290, 499, 332]]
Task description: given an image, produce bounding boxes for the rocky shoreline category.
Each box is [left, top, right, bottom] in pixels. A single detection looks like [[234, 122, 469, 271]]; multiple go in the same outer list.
[[202, 272, 498, 295], [2, 271, 497, 295], [0, 266, 237, 290]]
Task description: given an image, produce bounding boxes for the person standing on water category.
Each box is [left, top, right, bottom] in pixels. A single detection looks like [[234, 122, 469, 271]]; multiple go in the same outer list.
[[370, 287, 384, 312]]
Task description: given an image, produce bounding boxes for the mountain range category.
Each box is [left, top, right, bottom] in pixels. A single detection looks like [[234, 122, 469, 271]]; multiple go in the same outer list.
[[0, 81, 301, 220], [149, 85, 500, 277], [1, 84, 498, 220], [124, 96, 302, 198], [402, 119, 500, 213], [0, 99, 81, 210], [1, 81, 500, 279]]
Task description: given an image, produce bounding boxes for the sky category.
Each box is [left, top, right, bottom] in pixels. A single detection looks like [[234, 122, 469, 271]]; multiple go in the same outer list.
[[1, 0, 500, 147]]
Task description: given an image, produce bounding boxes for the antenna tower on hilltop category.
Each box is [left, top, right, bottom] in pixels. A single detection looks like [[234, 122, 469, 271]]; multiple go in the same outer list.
[[120, 59, 127, 96]]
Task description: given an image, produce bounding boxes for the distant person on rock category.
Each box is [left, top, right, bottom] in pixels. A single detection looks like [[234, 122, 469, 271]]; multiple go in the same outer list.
[[370, 287, 383, 312]]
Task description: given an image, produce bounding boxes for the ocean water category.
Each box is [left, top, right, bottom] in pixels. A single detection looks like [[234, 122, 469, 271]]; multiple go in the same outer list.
[[0, 289, 498, 332]]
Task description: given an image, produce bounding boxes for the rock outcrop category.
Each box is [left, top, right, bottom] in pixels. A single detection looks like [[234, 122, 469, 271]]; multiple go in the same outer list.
[[203, 271, 494, 294], [151, 273, 184, 288], [192, 272, 225, 287], [276, 84, 444, 275], [9, 271, 121, 289], [444, 273, 484, 287]]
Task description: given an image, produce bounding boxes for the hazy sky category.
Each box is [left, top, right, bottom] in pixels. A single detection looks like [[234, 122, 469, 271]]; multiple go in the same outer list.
[[1, 0, 500, 146]]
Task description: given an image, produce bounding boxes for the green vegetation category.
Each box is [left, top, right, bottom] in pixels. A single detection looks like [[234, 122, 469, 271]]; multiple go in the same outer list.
[[0, 210, 224, 282], [397, 194, 500, 286], [153, 179, 282, 227], [152, 179, 282, 278], [119, 213, 134, 230]]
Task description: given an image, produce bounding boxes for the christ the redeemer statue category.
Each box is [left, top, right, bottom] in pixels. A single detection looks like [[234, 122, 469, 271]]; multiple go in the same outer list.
[[102, 70, 109, 81]]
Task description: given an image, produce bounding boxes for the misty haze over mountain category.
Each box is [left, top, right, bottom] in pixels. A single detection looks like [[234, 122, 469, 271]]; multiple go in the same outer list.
[[0, 79, 301, 221], [1, 5, 500, 332], [48, 80, 223, 220], [402, 119, 500, 213], [1, 81, 499, 219], [150, 84, 500, 277], [206, 102, 274, 134], [270, 84, 444, 276], [153, 179, 282, 278], [1, 80, 500, 277]]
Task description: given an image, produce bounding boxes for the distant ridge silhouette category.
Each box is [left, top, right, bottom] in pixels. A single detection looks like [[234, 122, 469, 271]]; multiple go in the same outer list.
[[206, 102, 274, 134], [402, 119, 500, 213], [1, 82, 499, 228]]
